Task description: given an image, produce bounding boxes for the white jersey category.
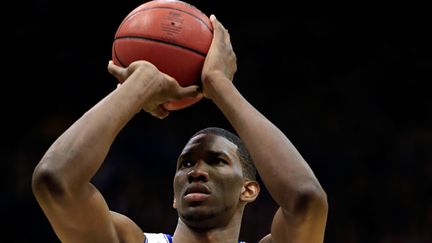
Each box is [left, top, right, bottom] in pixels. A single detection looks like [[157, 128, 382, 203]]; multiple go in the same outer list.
[[144, 233, 172, 243], [144, 232, 246, 243]]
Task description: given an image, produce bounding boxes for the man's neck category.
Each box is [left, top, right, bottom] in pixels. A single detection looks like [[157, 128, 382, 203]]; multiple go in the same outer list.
[[172, 215, 243, 243]]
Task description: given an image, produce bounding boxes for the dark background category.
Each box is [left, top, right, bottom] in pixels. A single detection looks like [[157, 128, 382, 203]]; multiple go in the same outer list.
[[3, 1, 432, 242]]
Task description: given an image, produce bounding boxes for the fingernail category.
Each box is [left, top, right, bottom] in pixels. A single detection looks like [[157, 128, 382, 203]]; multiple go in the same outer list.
[[210, 14, 216, 21]]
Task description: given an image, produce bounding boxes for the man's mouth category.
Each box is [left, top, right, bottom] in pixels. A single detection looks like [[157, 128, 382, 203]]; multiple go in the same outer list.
[[183, 183, 211, 202]]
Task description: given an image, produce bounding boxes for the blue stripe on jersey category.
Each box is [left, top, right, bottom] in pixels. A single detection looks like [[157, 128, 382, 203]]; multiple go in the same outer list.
[[164, 234, 172, 243]]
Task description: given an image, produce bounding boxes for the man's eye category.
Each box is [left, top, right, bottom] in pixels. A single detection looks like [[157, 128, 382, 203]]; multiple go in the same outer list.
[[180, 160, 194, 168], [218, 159, 228, 165], [211, 158, 227, 166]]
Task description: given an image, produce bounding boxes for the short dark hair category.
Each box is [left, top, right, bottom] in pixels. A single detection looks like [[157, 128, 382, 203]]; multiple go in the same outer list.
[[191, 127, 256, 180]]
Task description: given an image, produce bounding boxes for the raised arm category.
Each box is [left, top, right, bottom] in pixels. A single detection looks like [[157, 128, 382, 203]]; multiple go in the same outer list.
[[31, 61, 200, 243], [202, 15, 328, 243]]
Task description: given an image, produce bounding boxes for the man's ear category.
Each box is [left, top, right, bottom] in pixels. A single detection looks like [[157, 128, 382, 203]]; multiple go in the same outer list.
[[173, 197, 177, 209], [240, 180, 260, 203]]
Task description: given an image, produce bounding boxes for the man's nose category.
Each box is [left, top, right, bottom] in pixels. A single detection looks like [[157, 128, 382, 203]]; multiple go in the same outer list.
[[187, 162, 209, 183]]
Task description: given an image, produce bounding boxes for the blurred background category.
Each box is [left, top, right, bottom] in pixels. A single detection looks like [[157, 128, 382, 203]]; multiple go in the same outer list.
[[3, 1, 432, 242]]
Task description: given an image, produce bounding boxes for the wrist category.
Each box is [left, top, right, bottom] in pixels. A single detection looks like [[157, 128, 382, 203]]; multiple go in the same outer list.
[[203, 76, 235, 101]]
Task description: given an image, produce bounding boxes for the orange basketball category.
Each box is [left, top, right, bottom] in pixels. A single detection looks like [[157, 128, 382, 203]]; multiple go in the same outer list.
[[112, 0, 213, 110]]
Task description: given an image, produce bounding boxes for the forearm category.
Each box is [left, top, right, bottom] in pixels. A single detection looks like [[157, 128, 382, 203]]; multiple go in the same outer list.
[[33, 77, 151, 195], [210, 79, 326, 211]]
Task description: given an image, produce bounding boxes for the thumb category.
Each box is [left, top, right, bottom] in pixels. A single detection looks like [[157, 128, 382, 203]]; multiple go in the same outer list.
[[107, 60, 127, 83]]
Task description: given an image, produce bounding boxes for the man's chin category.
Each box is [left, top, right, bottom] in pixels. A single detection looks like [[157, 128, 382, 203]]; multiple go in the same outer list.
[[179, 207, 219, 229]]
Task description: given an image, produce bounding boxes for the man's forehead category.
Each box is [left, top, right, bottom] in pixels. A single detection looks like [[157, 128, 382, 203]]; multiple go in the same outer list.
[[181, 133, 238, 155]]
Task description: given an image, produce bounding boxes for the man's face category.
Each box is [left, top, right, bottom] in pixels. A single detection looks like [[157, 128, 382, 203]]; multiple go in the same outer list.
[[173, 133, 245, 229]]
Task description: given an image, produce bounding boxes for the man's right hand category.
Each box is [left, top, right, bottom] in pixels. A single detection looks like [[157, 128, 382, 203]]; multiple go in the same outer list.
[[108, 60, 201, 119]]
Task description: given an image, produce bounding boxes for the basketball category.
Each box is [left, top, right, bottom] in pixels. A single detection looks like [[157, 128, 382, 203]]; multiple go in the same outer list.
[[112, 0, 213, 110]]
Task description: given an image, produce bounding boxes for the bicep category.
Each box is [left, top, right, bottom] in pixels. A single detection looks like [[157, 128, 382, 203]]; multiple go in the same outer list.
[[262, 206, 327, 243], [38, 183, 120, 243]]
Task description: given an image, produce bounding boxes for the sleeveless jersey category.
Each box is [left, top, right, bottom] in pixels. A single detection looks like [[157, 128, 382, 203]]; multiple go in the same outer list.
[[144, 233, 246, 243]]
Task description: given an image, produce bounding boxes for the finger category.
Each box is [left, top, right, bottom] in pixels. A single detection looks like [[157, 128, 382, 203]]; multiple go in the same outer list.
[[107, 60, 127, 83], [210, 15, 231, 46], [210, 15, 225, 43], [177, 85, 202, 99], [210, 14, 227, 31], [150, 105, 169, 119]]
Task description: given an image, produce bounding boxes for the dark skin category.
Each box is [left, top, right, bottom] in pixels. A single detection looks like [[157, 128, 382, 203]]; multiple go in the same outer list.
[[173, 134, 254, 234], [32, 15, 328, 243]]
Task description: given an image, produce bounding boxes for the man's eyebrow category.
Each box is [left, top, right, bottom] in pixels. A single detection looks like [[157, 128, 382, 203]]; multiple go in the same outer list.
[[178, 150, 232, 160], [206, 150, 232, 160], [177, 152, 191, 161], [176, 153, 191, 169]]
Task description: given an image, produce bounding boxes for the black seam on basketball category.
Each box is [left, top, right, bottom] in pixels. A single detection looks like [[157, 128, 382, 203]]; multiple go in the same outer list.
[[124, 6, 212, 33], [114, 36, 207, 57]]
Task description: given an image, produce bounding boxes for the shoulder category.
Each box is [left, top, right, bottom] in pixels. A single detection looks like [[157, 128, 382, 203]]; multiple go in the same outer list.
[[258, 234, 272, 243]]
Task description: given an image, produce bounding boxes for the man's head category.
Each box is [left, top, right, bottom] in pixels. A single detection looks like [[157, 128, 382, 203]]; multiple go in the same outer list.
[[172, 127, 259, 229], [192, 127, 256, 180]]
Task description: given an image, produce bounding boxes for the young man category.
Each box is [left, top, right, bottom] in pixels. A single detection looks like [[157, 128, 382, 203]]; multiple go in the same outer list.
[[32, 15, 328, 243]]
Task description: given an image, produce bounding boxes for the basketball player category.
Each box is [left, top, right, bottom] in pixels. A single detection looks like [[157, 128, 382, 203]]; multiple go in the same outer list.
[[32, 15, 328, 243]]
